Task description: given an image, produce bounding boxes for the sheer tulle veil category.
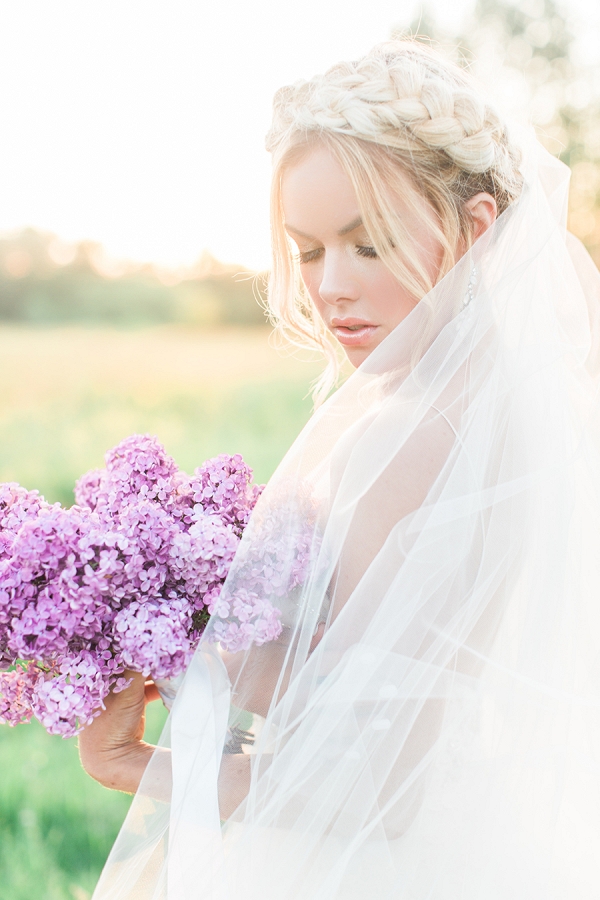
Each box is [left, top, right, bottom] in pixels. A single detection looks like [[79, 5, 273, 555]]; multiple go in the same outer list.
[[91, 130, 600, 898]]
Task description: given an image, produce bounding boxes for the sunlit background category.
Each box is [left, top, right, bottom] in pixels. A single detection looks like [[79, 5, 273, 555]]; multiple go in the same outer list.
[[1, 0, 600, 273], [2, 2, 600, 898]]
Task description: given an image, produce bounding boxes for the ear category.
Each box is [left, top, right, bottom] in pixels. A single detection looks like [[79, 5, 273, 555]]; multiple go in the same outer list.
[[464, 192, 497, 242]]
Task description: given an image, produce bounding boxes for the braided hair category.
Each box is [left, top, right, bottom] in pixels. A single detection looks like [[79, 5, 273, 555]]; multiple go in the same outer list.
[[266, 40, 523, 401]]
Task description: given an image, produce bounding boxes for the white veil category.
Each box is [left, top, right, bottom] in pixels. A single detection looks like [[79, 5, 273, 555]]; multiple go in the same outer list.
[[91, 135, 600, 899]]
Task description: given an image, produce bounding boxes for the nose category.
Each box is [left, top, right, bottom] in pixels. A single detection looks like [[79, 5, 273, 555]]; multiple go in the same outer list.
[[317, 250, 360, 306]]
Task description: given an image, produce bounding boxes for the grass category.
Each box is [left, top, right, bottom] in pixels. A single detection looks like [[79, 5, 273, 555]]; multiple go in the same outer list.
[[0, 705, 167, 900], [0, 324, 321, 504], [0, 323, 321, 898]]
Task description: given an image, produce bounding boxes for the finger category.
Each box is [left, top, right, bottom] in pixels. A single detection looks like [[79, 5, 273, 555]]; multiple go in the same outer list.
[[104, 670, 146, 711], [144, 681, 161, 703]]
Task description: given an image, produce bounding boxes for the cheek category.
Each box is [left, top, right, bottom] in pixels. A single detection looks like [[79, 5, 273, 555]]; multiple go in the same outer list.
[[299, 267, 325, 311], [371, 271, 417, 326]]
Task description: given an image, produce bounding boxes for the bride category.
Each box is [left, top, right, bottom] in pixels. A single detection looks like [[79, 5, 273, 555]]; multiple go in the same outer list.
[[78, 39, 600, 898]]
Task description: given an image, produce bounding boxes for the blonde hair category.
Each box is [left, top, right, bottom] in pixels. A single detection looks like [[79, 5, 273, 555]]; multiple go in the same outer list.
[[265, 40, 523, 403]]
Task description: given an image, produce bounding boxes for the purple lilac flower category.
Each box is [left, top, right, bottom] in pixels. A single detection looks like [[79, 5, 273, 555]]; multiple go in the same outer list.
[[173, 454, 264, 536], [113, 597, 193, 680], [169, 515, 240, 605], [210, 588, 284, 653], [31, 651, 122, 737], [99, 434, 179, 514], [0, 434, 287, 736], [0, 483, 49, 564], [3, 506, 114, 662], [111, 500, 178, 600], [0, 663, 40, 726], [74, 468, 105, 511], [0, 486, 50, 668], [206, 491, 322, 653]]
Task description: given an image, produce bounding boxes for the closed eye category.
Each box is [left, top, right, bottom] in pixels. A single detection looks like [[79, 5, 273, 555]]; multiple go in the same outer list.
[[298, 248, 323, 264], [298, 245, 377, 264], [356, 245, 378, 259]]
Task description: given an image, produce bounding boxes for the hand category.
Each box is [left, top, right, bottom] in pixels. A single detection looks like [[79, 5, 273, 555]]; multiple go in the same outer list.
[[78, 671, 160, 794], [79, 671, 256, 815]]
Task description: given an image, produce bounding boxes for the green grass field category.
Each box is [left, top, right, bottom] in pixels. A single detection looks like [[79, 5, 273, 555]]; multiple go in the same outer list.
[[0, 323, 321, 899]]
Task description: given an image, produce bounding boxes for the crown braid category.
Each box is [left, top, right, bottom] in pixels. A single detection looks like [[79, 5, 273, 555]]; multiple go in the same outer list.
[[266, 41, 521, 211]]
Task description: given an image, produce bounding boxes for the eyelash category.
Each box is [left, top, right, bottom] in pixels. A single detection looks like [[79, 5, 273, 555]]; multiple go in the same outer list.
[[297, 245, 378, 264], [356, 245, 378, 259]]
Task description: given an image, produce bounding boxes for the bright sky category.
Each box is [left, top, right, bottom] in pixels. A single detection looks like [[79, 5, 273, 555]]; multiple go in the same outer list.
[[0, 0, 598, 272]]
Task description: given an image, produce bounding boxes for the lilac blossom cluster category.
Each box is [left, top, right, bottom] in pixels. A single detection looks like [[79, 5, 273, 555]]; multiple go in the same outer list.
[[210, 487, 321, 651], [0, 436, 281, 738]]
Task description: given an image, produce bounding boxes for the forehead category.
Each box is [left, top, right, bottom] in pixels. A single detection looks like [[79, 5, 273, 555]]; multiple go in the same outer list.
[[281, 145, 362, 235], [280, 141, 422, 240]]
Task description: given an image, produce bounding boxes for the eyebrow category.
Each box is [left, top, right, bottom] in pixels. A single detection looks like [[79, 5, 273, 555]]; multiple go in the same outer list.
[[285, 216, 364, 240]]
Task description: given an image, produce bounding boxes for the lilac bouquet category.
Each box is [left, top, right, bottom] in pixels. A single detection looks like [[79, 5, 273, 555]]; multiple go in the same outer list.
[[0, 435, 282, 737]]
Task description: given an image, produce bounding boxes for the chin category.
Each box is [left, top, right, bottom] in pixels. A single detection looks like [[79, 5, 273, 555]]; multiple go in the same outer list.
[[345, 348, 372, 368]]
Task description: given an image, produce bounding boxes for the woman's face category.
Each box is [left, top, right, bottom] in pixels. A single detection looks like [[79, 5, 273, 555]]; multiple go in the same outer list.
[[281, 145, 444, 367]]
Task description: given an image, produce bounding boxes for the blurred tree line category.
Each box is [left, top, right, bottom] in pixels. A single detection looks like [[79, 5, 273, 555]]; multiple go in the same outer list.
[[402, 0, 600, 266], [0, 228, 267, 327]]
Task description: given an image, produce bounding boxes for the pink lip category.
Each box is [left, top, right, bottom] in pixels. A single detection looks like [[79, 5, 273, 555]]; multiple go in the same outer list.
[[329, 318, 378, 347]]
